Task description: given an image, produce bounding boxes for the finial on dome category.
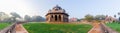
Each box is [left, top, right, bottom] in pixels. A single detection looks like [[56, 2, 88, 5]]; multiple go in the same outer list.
[[53, 5, 62, 10], [56, 5, 59, 7]]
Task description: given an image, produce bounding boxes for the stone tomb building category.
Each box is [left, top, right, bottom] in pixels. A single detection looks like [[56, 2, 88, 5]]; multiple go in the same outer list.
[[45, 5, 69, 23]]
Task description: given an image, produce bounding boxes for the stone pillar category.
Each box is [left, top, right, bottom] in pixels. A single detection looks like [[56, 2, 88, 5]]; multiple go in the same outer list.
[[61, 15, 63, 22], [48, 15, 49, 22], [53, 15, 55, 22], [66, 16, 68, 22], [57, 15, 59, 22]]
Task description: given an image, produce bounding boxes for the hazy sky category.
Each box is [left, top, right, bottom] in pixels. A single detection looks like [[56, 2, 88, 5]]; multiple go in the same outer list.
[[0, 0, 120, 18]]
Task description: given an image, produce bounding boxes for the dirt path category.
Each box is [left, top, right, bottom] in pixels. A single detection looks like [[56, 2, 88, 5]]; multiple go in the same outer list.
[[88, 23, 104, 33], [15, 24, 28, 33]]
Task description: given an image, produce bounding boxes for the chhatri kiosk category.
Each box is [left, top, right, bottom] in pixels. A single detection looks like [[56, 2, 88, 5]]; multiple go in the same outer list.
[[45, 5, 69, 23]]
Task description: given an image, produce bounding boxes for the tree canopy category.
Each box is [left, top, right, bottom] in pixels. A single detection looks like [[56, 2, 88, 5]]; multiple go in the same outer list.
[[84, 14, 94, 22]]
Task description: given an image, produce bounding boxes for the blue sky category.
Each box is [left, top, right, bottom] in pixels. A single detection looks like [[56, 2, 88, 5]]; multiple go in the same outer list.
[[0, 0, 120, 18], [29, 0, 120, 18]]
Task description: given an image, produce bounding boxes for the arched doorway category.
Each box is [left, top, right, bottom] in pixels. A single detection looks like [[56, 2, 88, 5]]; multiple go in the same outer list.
[[55, 15, 57, 21], [59, 15, 61, 21]]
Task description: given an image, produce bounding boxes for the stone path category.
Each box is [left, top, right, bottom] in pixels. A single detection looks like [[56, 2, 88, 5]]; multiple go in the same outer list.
[[15, 24, 28, 33], [88, 23, 104, 33], [88, 22, 118, 33]]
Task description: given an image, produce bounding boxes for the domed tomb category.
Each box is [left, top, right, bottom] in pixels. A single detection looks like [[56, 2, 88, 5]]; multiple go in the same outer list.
[[45, 5, 69, 22]]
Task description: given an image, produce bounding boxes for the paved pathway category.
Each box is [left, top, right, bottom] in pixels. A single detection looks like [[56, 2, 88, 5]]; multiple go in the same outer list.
[[88, 23, 104, 33], [88, 22, 119, 33], [15, 24, 28, 33]]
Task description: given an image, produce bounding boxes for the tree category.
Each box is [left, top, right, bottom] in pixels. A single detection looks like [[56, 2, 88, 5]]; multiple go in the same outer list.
[[77, 19, 81, 21], [85, 14, 94, 22], [24, 15, 31, 22], [0, 12, 9, 22], [10, 12, 21, 22], [94, 15, 106, 22], [3, 17, 13, 22], [94, 15, 106, 20], [31, 16, 45, 22]]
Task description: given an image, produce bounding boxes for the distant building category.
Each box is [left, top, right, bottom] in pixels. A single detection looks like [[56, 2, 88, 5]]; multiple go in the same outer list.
[[45, 5, 69, 23], [105, 16, 116, 23], [69, 17, 78, 22]]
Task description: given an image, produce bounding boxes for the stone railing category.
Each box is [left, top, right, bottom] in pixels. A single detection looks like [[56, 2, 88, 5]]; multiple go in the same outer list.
[[0, 23, 16, 33], [0, 22, 25, 33], [100, 23, 118, 33]]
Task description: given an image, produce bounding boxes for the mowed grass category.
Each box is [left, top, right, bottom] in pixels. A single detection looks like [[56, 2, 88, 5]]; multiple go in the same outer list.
[[0, 23, 10, 30], [106, 22, 120, 33], [23, 23, 92, 33]]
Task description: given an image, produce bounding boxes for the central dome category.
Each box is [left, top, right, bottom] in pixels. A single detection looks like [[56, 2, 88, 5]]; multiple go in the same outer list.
[[52, 5, 62, 10], [48, 5, 66, 13]]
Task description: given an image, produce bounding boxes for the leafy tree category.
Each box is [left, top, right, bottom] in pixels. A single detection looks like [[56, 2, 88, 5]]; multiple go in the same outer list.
[[85, 14, 94, 22], [10, 12, 21, 22], [94, 15, 106, 22], [24, 15, 31, 22], [3, 17, 13, 22], [0, 12, 9, 22], [31, 16, 45, 22], [77, 19, 80, 21], [94, 15, 106, 20]]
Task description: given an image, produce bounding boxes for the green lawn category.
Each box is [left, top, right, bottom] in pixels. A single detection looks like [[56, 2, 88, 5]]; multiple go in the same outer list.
[[106, 22, 120, 33], [0, 23, 10, 30], [23, 23, 92, 33]]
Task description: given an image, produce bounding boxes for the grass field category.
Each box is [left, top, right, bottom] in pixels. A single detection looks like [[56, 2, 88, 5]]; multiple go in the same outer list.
[[106, 22, 120, 33], [0, 23, 10, 30], [23, 23, 92, 33]]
